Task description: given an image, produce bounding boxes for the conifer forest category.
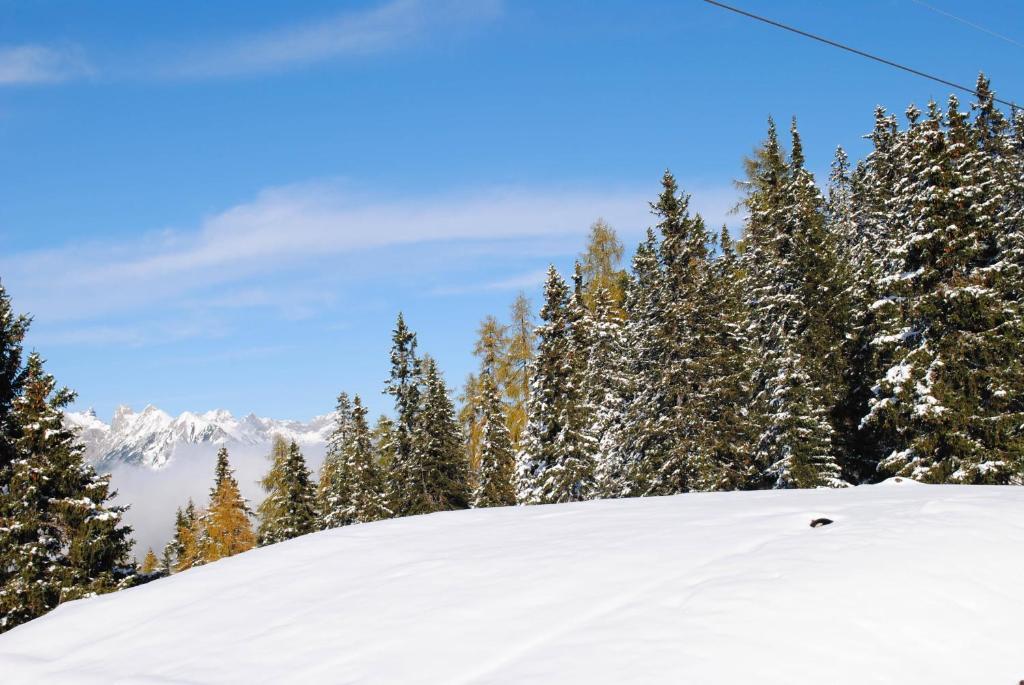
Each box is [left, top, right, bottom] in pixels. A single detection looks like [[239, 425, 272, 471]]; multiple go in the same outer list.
[[1, 76, 1022, 632]]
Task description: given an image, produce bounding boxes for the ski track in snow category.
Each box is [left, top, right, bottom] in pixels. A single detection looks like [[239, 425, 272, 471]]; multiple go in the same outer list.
[[0, 481, 1022, 684]]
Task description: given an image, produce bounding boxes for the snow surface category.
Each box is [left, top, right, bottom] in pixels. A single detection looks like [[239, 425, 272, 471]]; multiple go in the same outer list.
[[1, 481, 1022, 684]]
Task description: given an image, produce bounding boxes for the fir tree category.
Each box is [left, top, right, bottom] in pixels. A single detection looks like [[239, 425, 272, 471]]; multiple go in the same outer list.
[[202, 447, 255, 562], [257, 437, 316, 545]]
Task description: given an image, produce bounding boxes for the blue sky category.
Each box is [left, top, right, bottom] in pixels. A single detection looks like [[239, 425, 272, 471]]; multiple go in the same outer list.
[[1, 0, 1021, 422]]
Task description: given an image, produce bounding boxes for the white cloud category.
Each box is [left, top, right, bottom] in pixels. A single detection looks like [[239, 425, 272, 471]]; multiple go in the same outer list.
[[0, 44, 92, 85], [431, 268, 550, 296], [168, 0, 502, 79], [2, 180, 658, 323]]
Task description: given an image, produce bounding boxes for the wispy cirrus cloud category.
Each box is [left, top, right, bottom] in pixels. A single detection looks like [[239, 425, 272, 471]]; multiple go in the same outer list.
[[167, 0, 502, 79], [4, 177, 739, 349], [2, 179, 652, 323], [0, 44, 92, 85], [1, 0, 501, 86]]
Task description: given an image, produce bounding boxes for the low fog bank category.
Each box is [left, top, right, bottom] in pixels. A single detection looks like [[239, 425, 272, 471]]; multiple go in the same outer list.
[[105, 442, 328, 560]]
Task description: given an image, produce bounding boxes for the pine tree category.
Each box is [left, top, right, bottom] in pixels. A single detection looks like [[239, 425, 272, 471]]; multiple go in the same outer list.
[[202, 447, 255, 562], [404, 357, 471, 515], [257, 437, 316, 545], [0, 354, 133, 632], [474, 369, 517, 507]]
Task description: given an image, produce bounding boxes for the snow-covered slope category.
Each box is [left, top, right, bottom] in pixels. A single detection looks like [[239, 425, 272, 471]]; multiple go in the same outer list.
[[1, 481, 1021, 684], [64, 405, 333, 469]]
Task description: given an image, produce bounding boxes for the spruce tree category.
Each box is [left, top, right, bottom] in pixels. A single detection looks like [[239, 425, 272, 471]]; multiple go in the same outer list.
[[202, 447, 255, 562], [317, 392, 355, 529], [257, 437, 316, 545], [694, 227, 756, 490], [516, 266, 594, 503], [864, 94, 1024, 483], [0, 353, 133, 632], [383, 313, 421, 514], [166, 499, 201, 573], [586, 284, 632, 498], [372, 415, 398, 472], [332, 396, 390, 524], [617, 230, 671, 497], [474, 369, 517, 507], [740, 120, 847, 488], [0, 280, 29, 475], [405, 357, 471, 514]]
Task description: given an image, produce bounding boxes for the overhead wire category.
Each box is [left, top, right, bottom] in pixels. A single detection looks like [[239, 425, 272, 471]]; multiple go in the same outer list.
[[908, 0, 1024, 50], [702, 0, 1019, 109]]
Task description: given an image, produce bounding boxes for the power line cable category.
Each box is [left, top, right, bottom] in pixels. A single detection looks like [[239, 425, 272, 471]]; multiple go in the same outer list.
[[702, 0, 1018, 108], [909, 0, 1024, 50]]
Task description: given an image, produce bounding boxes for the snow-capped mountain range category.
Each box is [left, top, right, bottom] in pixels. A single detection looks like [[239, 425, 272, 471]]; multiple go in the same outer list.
[[64, 405, 334, 470]]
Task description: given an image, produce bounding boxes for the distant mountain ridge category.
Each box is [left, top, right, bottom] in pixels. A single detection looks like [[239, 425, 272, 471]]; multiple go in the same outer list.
[[64, 405, 334, 470]]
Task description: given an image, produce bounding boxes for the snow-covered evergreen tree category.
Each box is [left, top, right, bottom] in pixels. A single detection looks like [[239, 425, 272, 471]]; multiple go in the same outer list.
[[0, 353, 133, 632], [864, 92, 1024, 483], [740, 120, 847, 488], [404, 357, 471, 515], [317, 392, 355, 529], [332, 396, 390, 524], [0, 280, 28, 475], [616, 229, 671, 497], [516, 266, 594, 504], [384, 313, 421, 515], [474, 369, 517, 507], [257, 437, 317, 545]]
